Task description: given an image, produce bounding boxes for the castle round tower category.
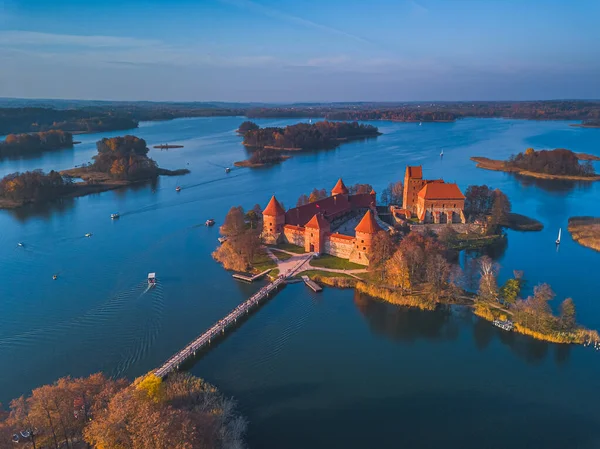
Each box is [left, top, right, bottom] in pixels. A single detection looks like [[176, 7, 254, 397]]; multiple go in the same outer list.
[[331, 178, 349, 196], [350, 209, 382, 265], [262, 195, 286, 244]]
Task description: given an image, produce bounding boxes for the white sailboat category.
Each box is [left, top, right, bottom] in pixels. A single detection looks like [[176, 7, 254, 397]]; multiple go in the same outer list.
[[556, 228, 561, 244], [440, 149, 444, 157]]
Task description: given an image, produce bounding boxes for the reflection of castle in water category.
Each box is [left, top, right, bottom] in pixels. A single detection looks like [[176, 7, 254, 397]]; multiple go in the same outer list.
[[354, 292, 570, 365]]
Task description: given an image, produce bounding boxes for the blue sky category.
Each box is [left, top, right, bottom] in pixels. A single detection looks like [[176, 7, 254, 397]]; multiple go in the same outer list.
[[1, 0, 599, 101]]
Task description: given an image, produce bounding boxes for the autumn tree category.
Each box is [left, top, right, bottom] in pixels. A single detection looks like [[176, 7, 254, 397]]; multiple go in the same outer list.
[[560, 298, 576, 331], [385, 249, 411, 293], [380, 181, 403, 205], [368, 230, 396, 279], [477, 256, 499, 302], [220, 206, 246, 238]]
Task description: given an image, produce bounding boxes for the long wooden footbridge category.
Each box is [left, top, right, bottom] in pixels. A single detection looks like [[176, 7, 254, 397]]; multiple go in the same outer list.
[[154, 254, 312, 378]]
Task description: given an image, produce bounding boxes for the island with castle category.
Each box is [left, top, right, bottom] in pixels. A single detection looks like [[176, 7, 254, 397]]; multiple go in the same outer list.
[[261, 166, 468, 266]]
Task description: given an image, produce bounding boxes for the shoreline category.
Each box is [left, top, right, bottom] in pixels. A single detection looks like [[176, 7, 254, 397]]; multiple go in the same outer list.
[[234, 156, 291, 168], [568, 216, 600, 252], [0, 167, 189, 210], [470, 156, 600, 181]]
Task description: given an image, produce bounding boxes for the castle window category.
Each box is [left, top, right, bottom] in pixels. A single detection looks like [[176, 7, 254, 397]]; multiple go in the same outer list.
[[361, 239, 364, 243], [311, 233, 313, 237], [363, 247, 366, 250]]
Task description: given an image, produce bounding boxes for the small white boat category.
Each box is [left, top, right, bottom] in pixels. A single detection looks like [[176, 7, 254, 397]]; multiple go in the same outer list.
[[419, 121, 422, 126], [148, 272, 156, 286], [218, 237, 228, 244], [175, 186, 181, 192], [556, 228, 561, 244], [440, 149, 444, 157], [111, 213, 120, 219], [225, 167, 231, 173], [17, 242, 24, 247], [85, 233, 92, 238], [20, 430, 31, 439], [52, 274, 58, 280], [12, 434, 19, 443], [205, 219, 215, 226]]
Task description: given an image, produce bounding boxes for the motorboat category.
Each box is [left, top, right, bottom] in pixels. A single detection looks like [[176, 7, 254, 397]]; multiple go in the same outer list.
[[148, 272, 156, 286], [225, 167, 231, 173], [111, 213, 120, 219], [175, 186, 181, 192], [419, 121, 422, 126], [218, 237, 228, 244], [556, 228, 561, 245], [12, 434, 19, 443], [17, 242, 24, 247], [85, 233, 92, 237], [205, 219, 215, 226], [492, 319, 514, 331], [53, 274, 58, 280], [20, 430, 31, 439]]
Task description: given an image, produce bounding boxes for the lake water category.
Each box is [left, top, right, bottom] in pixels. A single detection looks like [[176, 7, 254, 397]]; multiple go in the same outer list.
[[1, 117, 600, 448]]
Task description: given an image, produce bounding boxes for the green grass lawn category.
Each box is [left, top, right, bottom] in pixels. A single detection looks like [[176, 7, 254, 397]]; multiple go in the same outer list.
[[297, 269, 355, 279], [270, 249, 293, 261], [272, 242, 305, 254], [251, 250, 277, 272], [309, 253, 364, 270]]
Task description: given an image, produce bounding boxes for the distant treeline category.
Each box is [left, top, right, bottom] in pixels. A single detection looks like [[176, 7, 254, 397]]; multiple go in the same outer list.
[[245, 100, 600, 122], [0, 130, 73, 159], [242, 120, 380, 150], [0, 107, 138, 135], [508, 148, 596, 177]]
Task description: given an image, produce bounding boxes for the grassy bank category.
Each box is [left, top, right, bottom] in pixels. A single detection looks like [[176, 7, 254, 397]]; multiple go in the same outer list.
[[501, 212, 544, 231], [310, 254, 365, 270], [270, 249, 293, 261], [300, 270, 357, 288], [270, 243, 305, 254], [355, 282, 437, 311], [568, 216, 600, 252], [446, 233, 504, 250]]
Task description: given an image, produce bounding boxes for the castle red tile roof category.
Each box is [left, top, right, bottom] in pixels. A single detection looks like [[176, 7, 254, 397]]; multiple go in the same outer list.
[[329, 232, 355, 241], [417, 182, 465, 200], [263, 195, 285, 216], [370, 189, 376, 195], [285, 194, 350, 226], [407, 166, 423, 179], [283, 224, 304, 232], [331, 178, 349, 195], [305, 213, 330, 229], [355, 210, 381, 234]]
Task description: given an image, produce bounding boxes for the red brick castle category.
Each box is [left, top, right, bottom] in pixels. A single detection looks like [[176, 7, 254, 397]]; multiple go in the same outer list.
[[262, 178, 381, 266]]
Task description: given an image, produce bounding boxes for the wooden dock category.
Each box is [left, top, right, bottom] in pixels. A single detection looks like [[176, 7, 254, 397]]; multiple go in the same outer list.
[[232, 268, 272, 282], [154, 254, 312, 379], [301, 275, 323, 292]]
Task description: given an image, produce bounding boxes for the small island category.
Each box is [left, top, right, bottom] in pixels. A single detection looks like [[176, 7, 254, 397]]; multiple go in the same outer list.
[[234, 120, 381, 167], [571, 119, 600, 128], [0, 130, 75, 159], [0, 135, 189, 209], [568, 216, 600, 252], [471, 148, 600, 181]]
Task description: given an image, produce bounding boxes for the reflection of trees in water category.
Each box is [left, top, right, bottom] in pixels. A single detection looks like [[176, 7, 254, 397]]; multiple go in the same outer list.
[[354, 290, 572, 366], [472, 315, 571, 365], [513, 174, 592, 194], [8, 197, 75, 222], [353, 291, 459, 342], [113, 177, 159, 197]]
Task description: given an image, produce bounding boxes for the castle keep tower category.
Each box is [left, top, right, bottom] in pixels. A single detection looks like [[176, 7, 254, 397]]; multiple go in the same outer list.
[[403, 166, 426, 213], [350, 210, 381, 265], [262, 195, 285, 244]]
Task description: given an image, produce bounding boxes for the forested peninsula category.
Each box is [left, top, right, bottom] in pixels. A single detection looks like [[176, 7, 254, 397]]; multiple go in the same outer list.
[[0, 130, 74, 159], [235, 120, 380, 167], [471, 148, 600, 181], [0, 135, 188, 209]]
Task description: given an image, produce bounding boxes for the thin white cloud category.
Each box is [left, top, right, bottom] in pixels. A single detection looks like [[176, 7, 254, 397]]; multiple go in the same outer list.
[[0, 30, 161, 48], [220, 0, 371, 44]]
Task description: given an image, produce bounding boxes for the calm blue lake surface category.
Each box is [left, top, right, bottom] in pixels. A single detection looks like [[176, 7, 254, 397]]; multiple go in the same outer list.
[[1, 117, 600, 448]]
